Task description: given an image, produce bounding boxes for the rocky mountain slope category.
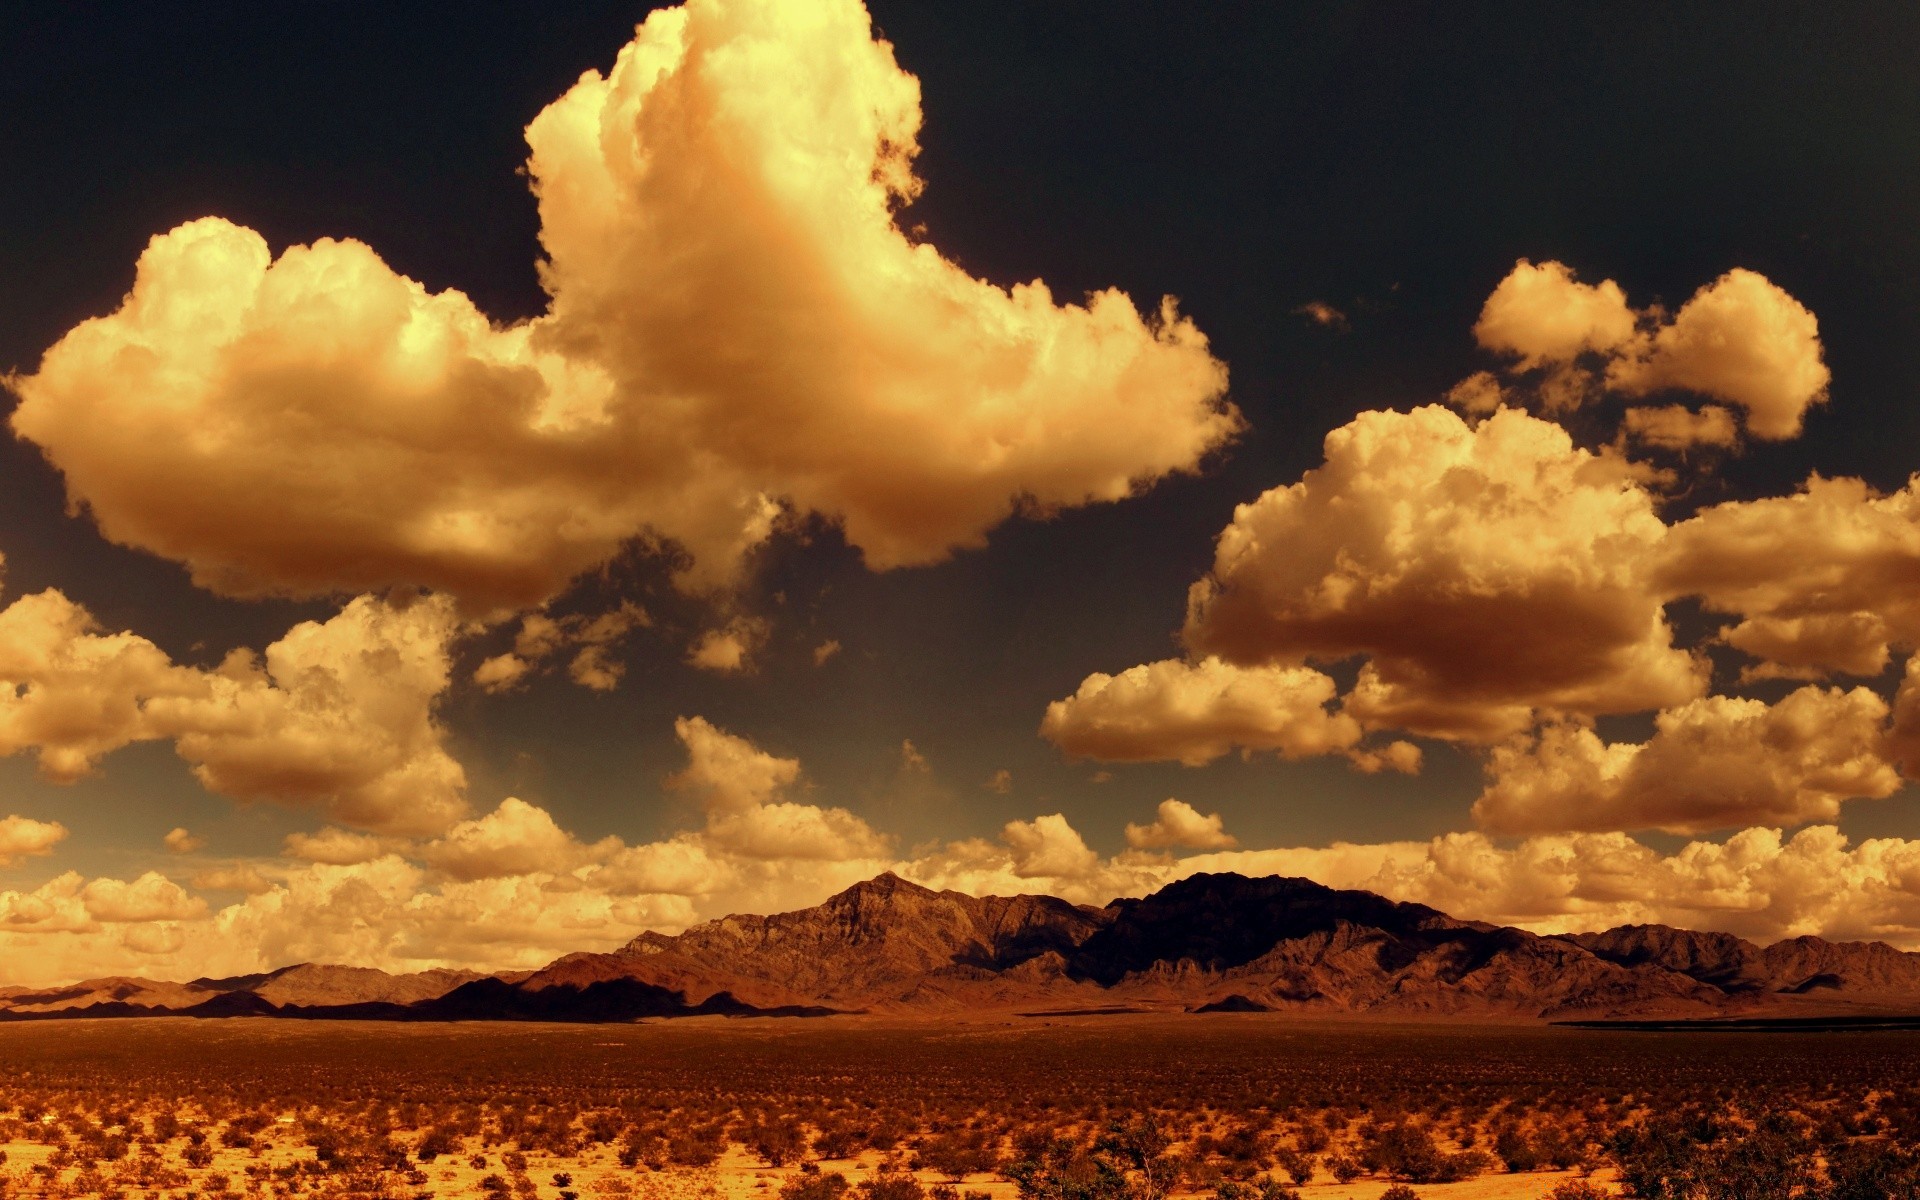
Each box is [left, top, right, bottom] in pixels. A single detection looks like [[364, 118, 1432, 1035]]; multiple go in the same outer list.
[[1564, 924, 1920, 998], [0, 963, 483, 1016], [6, 871, 1920, 1023]]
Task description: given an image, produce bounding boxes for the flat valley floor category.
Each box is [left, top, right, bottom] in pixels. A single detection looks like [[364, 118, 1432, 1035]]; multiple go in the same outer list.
[[0, 1014, 1908, 1199]]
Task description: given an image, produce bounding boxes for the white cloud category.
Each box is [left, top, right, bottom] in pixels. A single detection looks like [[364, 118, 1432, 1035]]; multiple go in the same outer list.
[[191, 865, 273, 895], [1001, 813, 1101, 880], [1621, 404, 1739, 451], [22, 763, 1920, 986], [1292, 301, 1349, 331], [0, 719, 907, 984], [154, 595, 468, 835], [1445, 370, 1506, 415], [899, 739, 930, 774]]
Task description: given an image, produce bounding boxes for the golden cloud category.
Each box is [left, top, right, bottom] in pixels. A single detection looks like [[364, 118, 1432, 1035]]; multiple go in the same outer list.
[[1124, 799, 1237, 851], [1662, 475, 1920, 679], [0, 815, 67, 867], [1473, 685, 1901, 836], [1183, 405, 1703, 741], [0, 587, 465, 835], [1465, 260, 1828, 446], [8, 0, 1235, 612]]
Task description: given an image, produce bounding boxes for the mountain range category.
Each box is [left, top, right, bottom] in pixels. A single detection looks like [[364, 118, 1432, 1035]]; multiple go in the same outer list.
[[7, 871, 1920, 1024]]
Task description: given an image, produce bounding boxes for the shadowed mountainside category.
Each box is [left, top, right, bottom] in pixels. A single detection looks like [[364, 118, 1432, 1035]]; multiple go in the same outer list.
[[6, 871, 1920, 1023]]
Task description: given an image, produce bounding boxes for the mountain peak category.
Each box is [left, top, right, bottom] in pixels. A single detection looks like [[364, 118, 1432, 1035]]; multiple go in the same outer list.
[[833, 870, 927, 899]]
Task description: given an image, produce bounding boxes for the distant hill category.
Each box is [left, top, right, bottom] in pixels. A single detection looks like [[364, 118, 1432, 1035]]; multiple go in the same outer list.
[[7, 871, 1920, 1023]]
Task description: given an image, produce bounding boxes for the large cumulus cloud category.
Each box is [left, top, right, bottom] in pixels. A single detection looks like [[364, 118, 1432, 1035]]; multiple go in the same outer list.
[[0, 587, 465, 835], [7, 0, 1235, 611], [1473, 686, 1902, 835], [1662, 475, 1920, 679], [1042, 657, 1376, 766], [1182, 405, 1703, 741]]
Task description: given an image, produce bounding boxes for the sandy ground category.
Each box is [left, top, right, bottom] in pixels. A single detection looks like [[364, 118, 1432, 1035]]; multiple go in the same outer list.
[[0, 1134, 1616, 1199]]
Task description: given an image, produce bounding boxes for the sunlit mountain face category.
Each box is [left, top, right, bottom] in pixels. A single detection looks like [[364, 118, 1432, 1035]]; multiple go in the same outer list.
[[5, 0, 1920, 987]]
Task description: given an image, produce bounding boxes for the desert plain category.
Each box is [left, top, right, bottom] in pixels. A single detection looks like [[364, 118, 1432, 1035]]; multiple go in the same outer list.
[[0, 1014, 1908, 1200]]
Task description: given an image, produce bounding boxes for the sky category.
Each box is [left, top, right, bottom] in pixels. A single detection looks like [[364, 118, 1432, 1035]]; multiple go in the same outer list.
[[5, 0, 1920, 984]]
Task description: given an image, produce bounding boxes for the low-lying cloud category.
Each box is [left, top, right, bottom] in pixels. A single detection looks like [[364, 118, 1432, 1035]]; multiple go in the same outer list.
[[0, 584, 465, 835]]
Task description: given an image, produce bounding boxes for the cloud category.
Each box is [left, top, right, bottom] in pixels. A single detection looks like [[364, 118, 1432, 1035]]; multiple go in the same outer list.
[[162, 827, 205, 854], [1182, 405, 1703, 741], [0, 855, 694, 985], [1660, 475, 1920, 679], [1045, 273, 1862, 836], [1292, 301, 1349, 331], [687, 617, 766, 674], [81, 873, 208, 923], [191, 865, 273, 895], [474, 602, 649, 693], [1075, 825, 1920, 950], [8, 0, 1236, 611], [668, 716, 889, 861], [1884, 655, 1920, 780], [1621, 404, 1739, 451], [899, 740, 930, 774], [422, 797, 615, 881], [1473, 259, 1637, 370], [984, 768, 1012, 794], [154, 595, 467, 835], [1326, 825, 1920, 949], [1040, 656, 1392, 767], [1464, 260, 1827, 445], [0, 815, 67, 867], [283, 826, 391, 866], [1607, 268, 1830, 440], [1000, 813, 1101, 880], [1472, 685, 1902, 836], [1125, 799, 1236, 851], [0, 587, 466, 835], [0, 587, 198, 782], [812, 639, 842, 666], [1445, 370, 1506, 416]]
